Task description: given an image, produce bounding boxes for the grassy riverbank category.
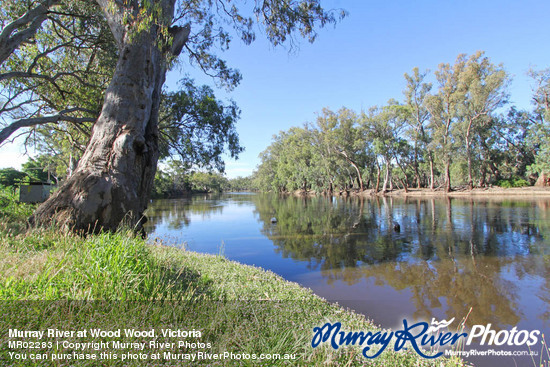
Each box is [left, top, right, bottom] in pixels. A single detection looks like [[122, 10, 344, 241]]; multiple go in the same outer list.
[[0, 189, 469, 366]]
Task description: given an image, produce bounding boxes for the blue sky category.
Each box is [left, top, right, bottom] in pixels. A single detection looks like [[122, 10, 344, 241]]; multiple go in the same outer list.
[[2, 0, 550, 177], [171, 0, 550, 178]]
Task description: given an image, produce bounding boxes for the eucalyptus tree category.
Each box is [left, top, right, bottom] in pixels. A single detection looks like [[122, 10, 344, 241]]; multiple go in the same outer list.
[[0, 0, 116, 185], [189, 171, 229, 193], [276, 127, 320, 192], [362, 102, 407, 193], [477, 108, 536, 185], [24, 77, 243, 183], [2, 0, 243, 184], [425, 55, 467, 192], [403, 68, 433, 188], [228, 176, 254, 191], [28, 0, 344, 232], [0, 168, 27, 186], [254, 131, 290, 193], [530, 68, 550, 121], [455, 52, 510, 189], [255, 123, 356, 194], [308, 124, 339, 194], [0, 0, 60, 64], [527, 68, 550, 181], [315, 108, 366, 191]]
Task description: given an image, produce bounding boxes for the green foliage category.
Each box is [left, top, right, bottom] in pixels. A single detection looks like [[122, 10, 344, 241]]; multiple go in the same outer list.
[[152, 160, 230, 198], [363, 102, 410, 191], [0, 0, 116, 178], [159, 79, 243, 172], [254, 106, 411, 193], [228, 176, 255, 191], [189, 171, 229, 193], [21, 156, 55, 183], [2, 0, 346, 205], [0, 1, 115, 126], [151, 160, 191, 198], [0, 168, 27, 186], [495, 177, 530, 188], [255, 53, 544, 193], [527, 68, 550, 175], [529, 68, 550, 122], [403, 68, 433, 187], [0, 186, 35, 230], [254, 126, 324, 193]]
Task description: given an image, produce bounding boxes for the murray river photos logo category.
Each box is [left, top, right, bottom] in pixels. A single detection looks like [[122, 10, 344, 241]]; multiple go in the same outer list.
[[311, 318, 541, 359]]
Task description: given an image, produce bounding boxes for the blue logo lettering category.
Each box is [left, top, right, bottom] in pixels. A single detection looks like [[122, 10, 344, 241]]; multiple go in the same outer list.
[[311, 319, 468, 360]]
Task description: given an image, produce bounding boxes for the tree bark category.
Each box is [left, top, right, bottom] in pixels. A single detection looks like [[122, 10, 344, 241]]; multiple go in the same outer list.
[[395, 158, 409, 192], [375, 163, 381, 192], [465, 132, 473, 190], [382, 160, 391, 192], [479, 164, 487, 187], [444, 159, 452, 193], [338, 150, 364, 191], [412, 141, 421, 189], [30, 1, 186, 233], [535, 173, 549, 187], [429, 153, 435, 190]]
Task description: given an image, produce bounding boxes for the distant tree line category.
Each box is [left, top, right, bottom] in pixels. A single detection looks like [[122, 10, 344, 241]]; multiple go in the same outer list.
[[151, 160, 255, 198], [0, 156, 54, 186], [253, 52, 550, 194], [2, 156, 253, 197]]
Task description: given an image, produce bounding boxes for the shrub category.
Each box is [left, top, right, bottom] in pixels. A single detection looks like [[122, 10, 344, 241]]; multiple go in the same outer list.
[[0, 186, 35, 224], [495, 177, 530, 188]]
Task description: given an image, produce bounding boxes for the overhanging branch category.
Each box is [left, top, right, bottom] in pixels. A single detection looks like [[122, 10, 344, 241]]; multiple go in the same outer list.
[[0, 108, 96, 145], [0, 0, 61, 65]]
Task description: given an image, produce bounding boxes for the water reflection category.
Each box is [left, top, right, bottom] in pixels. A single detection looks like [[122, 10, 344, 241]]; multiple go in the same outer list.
[[251, 195, 550, 330], [146, 193, 254, 232], [145, 193, 550, 337]]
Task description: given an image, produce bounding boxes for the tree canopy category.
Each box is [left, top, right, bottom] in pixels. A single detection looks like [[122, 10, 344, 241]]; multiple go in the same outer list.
[[253, 52, 546, 194]]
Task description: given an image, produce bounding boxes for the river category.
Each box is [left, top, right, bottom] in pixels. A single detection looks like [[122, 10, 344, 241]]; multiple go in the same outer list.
[[144, 192, 550, 366]]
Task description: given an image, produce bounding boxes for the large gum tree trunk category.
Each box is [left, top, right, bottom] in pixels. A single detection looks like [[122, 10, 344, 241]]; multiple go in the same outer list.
[[30, 1, 186, 233]]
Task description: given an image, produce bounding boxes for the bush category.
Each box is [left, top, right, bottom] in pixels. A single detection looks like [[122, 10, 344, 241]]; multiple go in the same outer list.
[[0, 168, 27, 186], [495, 177, 530, 188], [0, 186, 35, 225]]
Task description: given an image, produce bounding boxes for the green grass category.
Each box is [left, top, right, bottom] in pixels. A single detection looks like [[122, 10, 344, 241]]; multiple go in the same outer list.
[[0, 186, 35, 234], [0, 195, 470, 366]]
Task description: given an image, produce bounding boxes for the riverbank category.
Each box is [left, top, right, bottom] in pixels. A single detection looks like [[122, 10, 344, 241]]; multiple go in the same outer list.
[[288, 186, 550, 199], [0, 228, 471, 366], [365, 186, 550, 198]]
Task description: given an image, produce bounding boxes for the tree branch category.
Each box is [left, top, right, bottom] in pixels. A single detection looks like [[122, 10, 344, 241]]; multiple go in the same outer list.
[[0, 108, 96, 145], [0, 0, 61, 65], [95, 0, 126, 47]]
